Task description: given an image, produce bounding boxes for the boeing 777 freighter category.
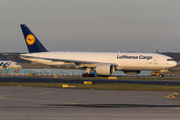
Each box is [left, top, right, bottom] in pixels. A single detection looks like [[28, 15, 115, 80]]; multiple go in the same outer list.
[[19, 24, 177, 77]]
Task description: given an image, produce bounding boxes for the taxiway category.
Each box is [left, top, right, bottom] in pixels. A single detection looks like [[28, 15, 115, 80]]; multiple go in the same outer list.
[[0, 86, 180, 120]]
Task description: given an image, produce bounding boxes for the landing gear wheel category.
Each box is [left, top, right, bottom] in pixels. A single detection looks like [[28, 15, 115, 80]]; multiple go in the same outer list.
[[97, 75, 110, 77], [82, 74, 86, 77], [82, 73, 95, 77], [159, 74, 164, 77], [89, 74, 95, 77]]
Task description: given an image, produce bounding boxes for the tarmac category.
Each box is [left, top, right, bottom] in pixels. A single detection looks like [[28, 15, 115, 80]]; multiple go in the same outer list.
[[0, 86, 180, 120], [1, 75, 180, 85]]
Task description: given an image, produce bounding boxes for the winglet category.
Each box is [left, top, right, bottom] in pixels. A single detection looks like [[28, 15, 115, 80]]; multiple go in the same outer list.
[[20, 24, 48, 53]]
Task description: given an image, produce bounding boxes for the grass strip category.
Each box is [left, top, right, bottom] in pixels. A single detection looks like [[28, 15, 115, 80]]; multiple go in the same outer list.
[[0, 82, 180, 91]]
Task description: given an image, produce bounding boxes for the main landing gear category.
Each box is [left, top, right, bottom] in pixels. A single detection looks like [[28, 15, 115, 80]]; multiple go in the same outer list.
[[82, 73, 95, 77], [82, 68, 95, 77]]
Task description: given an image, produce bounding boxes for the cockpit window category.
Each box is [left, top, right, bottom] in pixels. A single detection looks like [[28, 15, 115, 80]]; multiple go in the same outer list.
[[16, 63, 19, 65], [167, 59, 174, 61]]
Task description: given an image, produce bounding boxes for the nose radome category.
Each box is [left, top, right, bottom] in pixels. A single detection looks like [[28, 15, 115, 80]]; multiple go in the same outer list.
[[174, 61, 177, 67], [167, 61, 177, 68], [17, 65, 22, 69], [171, 61, 177, 67]]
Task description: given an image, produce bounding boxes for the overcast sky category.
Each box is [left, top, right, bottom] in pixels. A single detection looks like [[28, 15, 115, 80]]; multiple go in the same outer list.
[[0, 0, 180, 53]]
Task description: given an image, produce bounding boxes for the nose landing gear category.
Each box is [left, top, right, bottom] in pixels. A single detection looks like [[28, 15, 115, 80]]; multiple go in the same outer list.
[[159, 74, 164, 77]]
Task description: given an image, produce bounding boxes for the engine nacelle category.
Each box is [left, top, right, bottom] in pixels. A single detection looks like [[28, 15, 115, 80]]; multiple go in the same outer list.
[[93, 64, 115, 76], [123, 70, 141, 74]]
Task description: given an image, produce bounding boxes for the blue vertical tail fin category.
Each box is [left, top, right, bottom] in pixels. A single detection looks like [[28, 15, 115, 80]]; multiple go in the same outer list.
[[20, 24, 48, 53]]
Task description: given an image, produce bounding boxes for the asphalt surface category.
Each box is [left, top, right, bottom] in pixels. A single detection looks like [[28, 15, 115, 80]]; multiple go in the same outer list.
[[0, 86, 180, 120], [1, 75, 180, 85]]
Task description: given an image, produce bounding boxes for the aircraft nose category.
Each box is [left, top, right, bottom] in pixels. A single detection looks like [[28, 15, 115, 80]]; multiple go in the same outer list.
[[174, 61, 177, 67], [18, 65, 22, 69], [167, 61, 177, 68], [171, 61, 177, 67], [16, 65, 22, 69]]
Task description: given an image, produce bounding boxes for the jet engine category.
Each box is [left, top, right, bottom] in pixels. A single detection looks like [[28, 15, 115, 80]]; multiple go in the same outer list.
[[93, 63, 115, 76], [123, 70, 141, 74]]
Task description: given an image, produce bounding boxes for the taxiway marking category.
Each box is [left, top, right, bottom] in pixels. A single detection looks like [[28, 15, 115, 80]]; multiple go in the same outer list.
[[165, 92, 177, 98], [39, 91, 53, 95]]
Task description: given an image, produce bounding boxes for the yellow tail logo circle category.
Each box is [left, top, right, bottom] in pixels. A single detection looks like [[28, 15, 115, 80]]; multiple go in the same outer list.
[[26, 34, 35, 45]]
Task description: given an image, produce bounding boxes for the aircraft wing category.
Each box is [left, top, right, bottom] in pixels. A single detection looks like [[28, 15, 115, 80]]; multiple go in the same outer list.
[[43, 58, 96, 64], [20, 55, 118, 66], [5, 54, 118, 66], [20, 55, 98, 64]]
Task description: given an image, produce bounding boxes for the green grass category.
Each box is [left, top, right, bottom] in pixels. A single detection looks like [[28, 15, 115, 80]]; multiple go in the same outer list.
[[1, 82, 180, 91]]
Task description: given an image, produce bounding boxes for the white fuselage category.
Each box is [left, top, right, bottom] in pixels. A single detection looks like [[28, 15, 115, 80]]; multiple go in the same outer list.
[[21, 52, 177, 71]]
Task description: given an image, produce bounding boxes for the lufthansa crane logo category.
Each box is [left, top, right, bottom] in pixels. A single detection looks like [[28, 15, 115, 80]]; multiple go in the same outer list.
[[26, 34, 35, 45]]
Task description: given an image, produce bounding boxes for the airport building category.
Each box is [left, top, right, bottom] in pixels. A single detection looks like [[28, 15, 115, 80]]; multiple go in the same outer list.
[[0, 69, 151, 76]]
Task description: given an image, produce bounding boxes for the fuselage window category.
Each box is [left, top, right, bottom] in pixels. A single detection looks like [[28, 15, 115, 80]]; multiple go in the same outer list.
[[167, 59, 174, 61]]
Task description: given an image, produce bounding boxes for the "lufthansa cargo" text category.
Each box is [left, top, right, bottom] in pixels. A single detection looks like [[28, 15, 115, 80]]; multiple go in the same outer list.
[[117, 55, 153, 60]]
